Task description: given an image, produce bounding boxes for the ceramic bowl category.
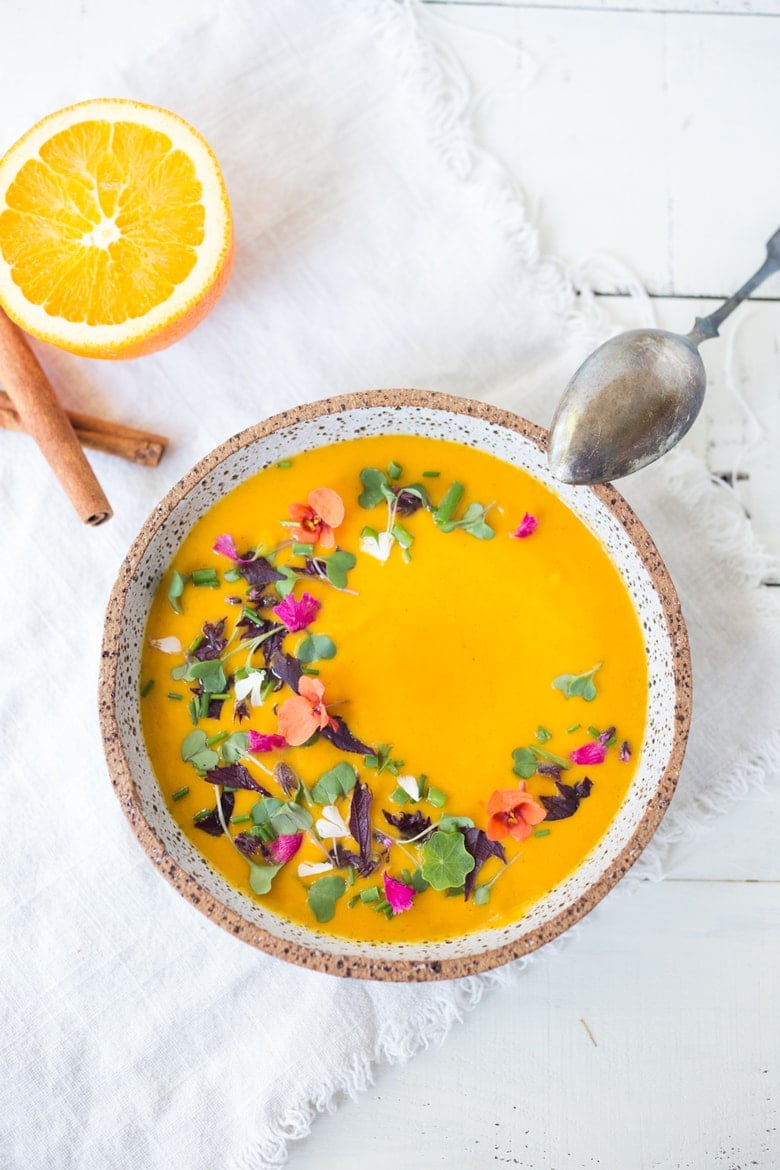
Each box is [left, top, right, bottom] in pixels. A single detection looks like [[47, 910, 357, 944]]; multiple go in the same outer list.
[[99, 390, 691, 981]]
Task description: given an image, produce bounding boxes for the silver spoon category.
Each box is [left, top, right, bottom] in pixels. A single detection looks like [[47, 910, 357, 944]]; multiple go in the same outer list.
[[547, 226, 780, 484]]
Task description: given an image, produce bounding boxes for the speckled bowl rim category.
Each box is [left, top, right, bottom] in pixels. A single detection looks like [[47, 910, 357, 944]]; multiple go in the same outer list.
[[99, 389, 691, 982]]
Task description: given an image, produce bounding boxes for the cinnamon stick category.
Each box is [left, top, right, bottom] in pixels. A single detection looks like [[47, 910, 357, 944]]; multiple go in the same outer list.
[[0, 391, 168, 467], [0, 308, 112, 525]]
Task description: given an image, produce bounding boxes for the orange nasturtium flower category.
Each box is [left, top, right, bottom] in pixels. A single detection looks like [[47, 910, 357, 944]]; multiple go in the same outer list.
[[277, 676, 336, 746], [485, 783, 547, 843], [288, 487, 344, 549]]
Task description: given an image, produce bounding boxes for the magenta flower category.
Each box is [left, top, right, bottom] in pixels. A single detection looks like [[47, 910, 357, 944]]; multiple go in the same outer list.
[[213, 533, 242, 560], [272, 591, 321, 632], [248, 730, 287, 752], [267, 833, 303, 865], [510, 512, 538, 539], [619, 740, 632, 762], [570, 741, 607, 766], [383, 872, 416, 915]]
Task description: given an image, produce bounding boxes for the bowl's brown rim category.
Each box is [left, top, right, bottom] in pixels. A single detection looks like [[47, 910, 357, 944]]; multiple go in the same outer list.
[[98, 388, 691, 982]]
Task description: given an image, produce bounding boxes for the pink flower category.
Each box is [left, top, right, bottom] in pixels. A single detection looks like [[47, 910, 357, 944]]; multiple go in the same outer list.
[[570, 742, 607, 766], [510, 512, 538, 539], [272, 591, 321, 632], [619, 740, 632, 762], [383, 872, 416, 915], [213, 533, 247, 561], [248, 731, 287, 752], [267, 833, 303, 865]]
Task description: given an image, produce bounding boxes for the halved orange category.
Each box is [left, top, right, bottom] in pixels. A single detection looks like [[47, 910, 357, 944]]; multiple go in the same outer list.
[[0, 98, 233, 359]]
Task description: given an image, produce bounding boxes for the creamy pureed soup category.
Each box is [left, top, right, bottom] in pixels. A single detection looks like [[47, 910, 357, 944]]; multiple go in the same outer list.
[[140, 435, 647, 942]]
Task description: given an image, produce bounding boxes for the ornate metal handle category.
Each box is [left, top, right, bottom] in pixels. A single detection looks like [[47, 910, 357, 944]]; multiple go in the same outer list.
[[688, 226, 780, 346]]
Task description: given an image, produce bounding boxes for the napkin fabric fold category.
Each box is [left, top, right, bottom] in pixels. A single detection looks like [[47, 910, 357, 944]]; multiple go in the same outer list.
[[1, 2, 779, 1167]]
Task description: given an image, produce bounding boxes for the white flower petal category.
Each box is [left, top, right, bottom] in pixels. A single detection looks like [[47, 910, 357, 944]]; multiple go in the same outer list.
[[315, 804, 351, 839], [397, 774, 420, 801], [150, 636, 182, 654], [360, 530, 394, 563], [234, 670, 266, 706], [297, 861, 334, 878]]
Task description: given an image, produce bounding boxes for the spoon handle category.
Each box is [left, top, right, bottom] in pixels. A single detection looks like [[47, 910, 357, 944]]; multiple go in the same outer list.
[[688, 226, 780, 345]]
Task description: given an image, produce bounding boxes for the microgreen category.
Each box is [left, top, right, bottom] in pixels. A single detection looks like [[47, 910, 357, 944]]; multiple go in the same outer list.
[[186, 658, 227, 695], [167, 570, 186, 614], [364, 743, 404, 777], [251, 795, 314, 836], [322, 550, 357, 590], [433, 483, 495, 539], [296, 633, 337, 664], [192, 790, 235, 836], [436, 814, 475, 833], [382, 809, 432, 840], [552, 663, 602, 702], [535, 726, 552, 744], [206, 762, 271, 795], [462, 827, 506, 901], [512, 743, 569, 779], [348, 779, 374, 870], [306, 875, 347, 923], [320, 715, 373, 756], [248, 862, 283, 896], [358, 467, 392, 509], [311, 762, 357, 804], [181, 730, 220, 772], [220, 731, 250, 763], [419, 830, 475, 891]]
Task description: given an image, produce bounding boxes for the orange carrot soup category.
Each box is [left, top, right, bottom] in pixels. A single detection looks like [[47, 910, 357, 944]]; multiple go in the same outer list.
[[140, 435, 647, 941]]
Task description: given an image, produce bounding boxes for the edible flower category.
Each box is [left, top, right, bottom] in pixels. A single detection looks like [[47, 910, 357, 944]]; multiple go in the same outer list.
[[266, 833, 303, 864], [570, 741, 607, 766], [288, 487, 344, 549], [619, 740, 632, 762], [510, 512, 538, 539], [360, 529, 394, 563], [150, 636, 182, 654], [383, 872, 416, 915], [248, 730, 287, 752], [485, 782, 547, 842], [277, 676, 336, 745], [272, 590, 321, 632], [234, 669, 267, 708], [213, 533, 250, 561], [298, 860, 334, 877], [315, 804, 352, 839]]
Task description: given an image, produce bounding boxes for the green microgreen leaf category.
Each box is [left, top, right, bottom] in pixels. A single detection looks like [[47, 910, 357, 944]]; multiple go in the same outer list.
[[512, 747, 537, 779], [170, 664, 188, 681], [223, 567, 242, 583], [221, 732, 249, 763], [248, 862, 283, 896], [186, 658, 227, 695], [180, 730, 220, 772], [387, 460, 403, 480], [323, 550, 357, 590], [310, 762, 357, 804], [552, 663, 602, 702], [419, 830, 476, 891], [167, 569, 186, 614], [272, 564, 298, 597], [436, 814, 475, 833], [473, 885, 491, 906], [358, 467, 391, 509], [307, 875, 347, 923], [364, 742, 404, 777], [536, 726, 552, 744], [410, 868, 430, 893], [295, 633, 337, 664]]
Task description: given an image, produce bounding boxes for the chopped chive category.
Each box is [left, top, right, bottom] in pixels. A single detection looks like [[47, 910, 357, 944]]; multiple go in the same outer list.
[[426, 786, 447, 808], [188, 699, 199, 726], [193, 809, 212, 824], [188, 634, 204, 654], [587, 726, 601, 739], [374, 898, 392, 913], [536, 726, 552, 744], [199, 694, 209, 718], [276, 459, 293, 469], [210, 692, 231, 701], [192, 568, 220, 588], [348, 893, 360, 908], [167, 691, 183, 701], [360, 886, 380, 903], [533, 828, 552, 838], [140, 679, 155, 698], [171, 786, 189, 802], [347, 866, 356, 887], [292, 542, 315, 557], [206, 730, 229, 747], [387, 460, 402, 480], [390, 786, 410, 805], [300, 666, 320, 677], [230, 813, 251, 824], [567, 723, 581, 733], [606, 735, 617, 747], [223, 567, 242, 582], [422, 470, 440, 478], [435, 482, 464, 524]]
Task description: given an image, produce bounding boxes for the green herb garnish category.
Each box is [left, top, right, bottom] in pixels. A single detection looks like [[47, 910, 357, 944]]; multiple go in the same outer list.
[[552, 663, 602, 702]]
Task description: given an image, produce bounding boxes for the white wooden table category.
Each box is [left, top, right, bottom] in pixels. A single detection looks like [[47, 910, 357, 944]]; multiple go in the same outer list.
[[3, 2, 778, 1166]]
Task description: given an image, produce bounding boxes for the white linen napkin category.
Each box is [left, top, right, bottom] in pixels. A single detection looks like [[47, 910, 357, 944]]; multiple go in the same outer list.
[[1, 2, 779, 1167]]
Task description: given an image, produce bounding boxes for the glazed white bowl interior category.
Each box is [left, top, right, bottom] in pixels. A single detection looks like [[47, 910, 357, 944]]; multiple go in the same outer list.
[[111, 396, 684, 974]]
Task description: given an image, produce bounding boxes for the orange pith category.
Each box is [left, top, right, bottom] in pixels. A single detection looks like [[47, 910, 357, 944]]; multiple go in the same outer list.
[[0, 99, 233, 358]]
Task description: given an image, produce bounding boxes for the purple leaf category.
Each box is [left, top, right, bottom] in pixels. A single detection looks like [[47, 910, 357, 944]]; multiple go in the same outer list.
[[234, 700, 250, 723], [205, 762, 271, 796], [540, 778, 594, 821], [394, 488, 425, 517], [239, 557, 285, 586], [270, 651, 303, 693], [193, 790, 235, 837], [321, 715, 372, 756], [235, 832, 264, 859], [192, 619, 227, 661], [462, 828, 506, 900], [349, 779, 373, 868], [382, 809, 432, 840], [329, 842, 379, 878]]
